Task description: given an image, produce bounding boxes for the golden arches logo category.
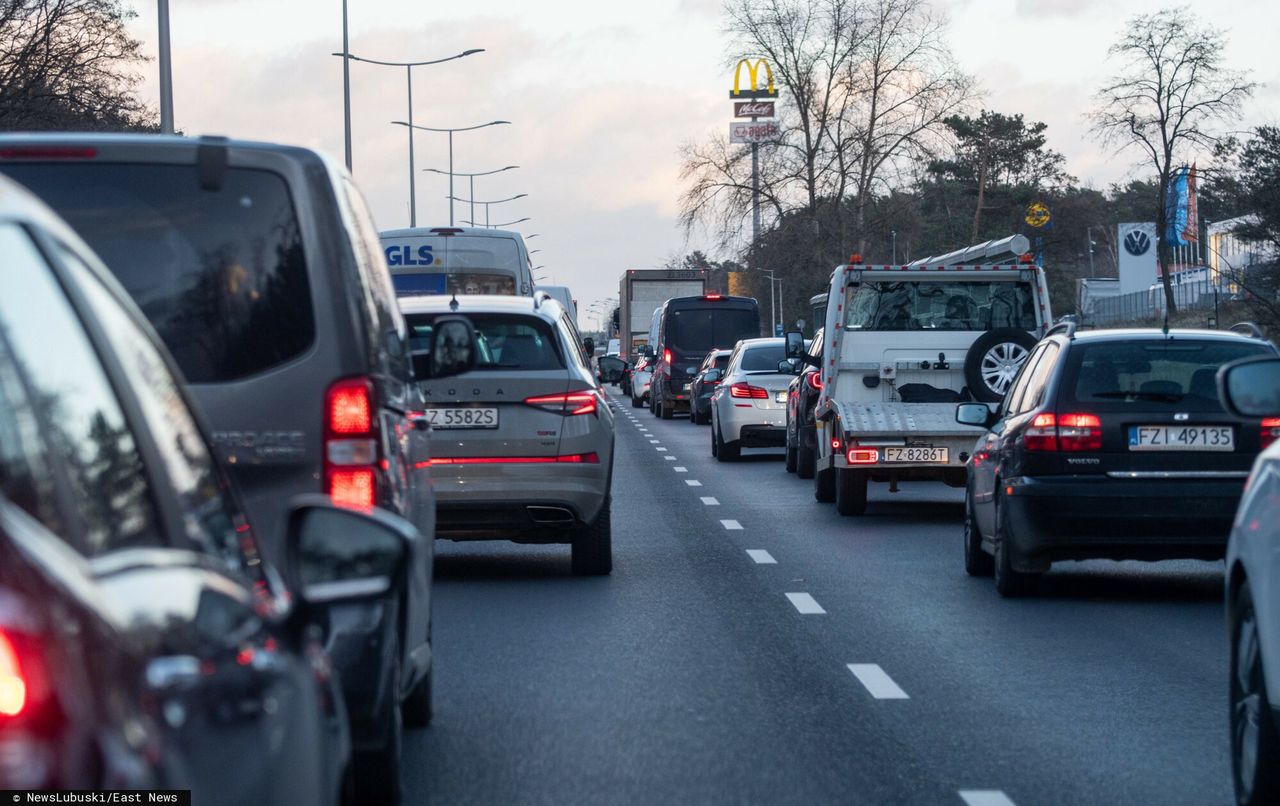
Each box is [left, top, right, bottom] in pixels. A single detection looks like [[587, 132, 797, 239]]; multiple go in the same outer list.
[[730, 58, 778, 98]]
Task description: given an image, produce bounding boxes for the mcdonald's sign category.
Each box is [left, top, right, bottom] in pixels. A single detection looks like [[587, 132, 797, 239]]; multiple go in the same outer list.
[[729, 58, 778, 99]]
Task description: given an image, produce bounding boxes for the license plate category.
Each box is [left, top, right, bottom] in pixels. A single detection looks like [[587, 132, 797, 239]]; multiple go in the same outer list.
[[883, 447, 949, 463], [774, 391, 787, 403], [1129, 425, 1234, 451], [426, 407, 499, 429]]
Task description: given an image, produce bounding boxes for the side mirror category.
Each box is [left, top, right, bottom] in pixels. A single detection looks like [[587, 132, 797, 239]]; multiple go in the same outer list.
[[597, 356, 626, 383], [583, 337, 595, 355], [785, 330, 804, 358], [285, 496, 413, 606], [412, 315, 477, 380], [956, 402, 998, 430], [641, 345, 655, 358], [1219, 356, 1280, 418], [703, 368, 723, 383], [778, 358, 801, 375]]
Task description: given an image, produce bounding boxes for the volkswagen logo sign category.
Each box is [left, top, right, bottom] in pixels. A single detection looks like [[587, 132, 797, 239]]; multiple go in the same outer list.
[[1124, 229, 1151, 256]]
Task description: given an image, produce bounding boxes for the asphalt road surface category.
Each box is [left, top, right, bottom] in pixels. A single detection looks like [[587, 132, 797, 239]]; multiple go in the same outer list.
[[404, 386, 1231, 805]]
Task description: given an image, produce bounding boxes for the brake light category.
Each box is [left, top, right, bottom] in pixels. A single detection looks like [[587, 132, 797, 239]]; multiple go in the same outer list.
[[1058, 413, 1102, 452], [1023, 413, 1101, 452], [425, 453, 599, 465], [325, 377, 379, 509], [704, 293, 722, 300], [847, 447, 878, 464], [0, 630, 26, 717], [729, 382, 768, 399], [807, 371, 822, 391], [524, 392, 597, 416], [664, 349, 672, 366], [0, 147, 97, 160], [1023, 413, 1058, 452], [1263, 418, 1280, 450]]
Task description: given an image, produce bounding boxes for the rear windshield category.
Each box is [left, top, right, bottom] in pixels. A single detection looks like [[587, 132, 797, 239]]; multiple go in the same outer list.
[[3, 163, 314, 383], [667, 307, 759, 354], [740, 344, 786, 372], [844, 280, 1036, 332], [1062, 340, 1272, 410], [392, 271, 517, 297], [406, 313, 563, 372]]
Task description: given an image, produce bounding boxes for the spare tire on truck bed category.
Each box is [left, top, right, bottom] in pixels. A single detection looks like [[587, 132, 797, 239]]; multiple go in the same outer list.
[[964, 328, 1038, 403]]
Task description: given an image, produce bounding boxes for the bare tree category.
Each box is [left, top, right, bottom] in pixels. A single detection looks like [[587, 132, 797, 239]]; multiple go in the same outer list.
[[0, 0, 156, 131], [1090, 5, 1254, 314]]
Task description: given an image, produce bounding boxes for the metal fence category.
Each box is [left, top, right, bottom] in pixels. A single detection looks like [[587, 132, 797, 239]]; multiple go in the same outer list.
[[1088, 277, 1229, 325]]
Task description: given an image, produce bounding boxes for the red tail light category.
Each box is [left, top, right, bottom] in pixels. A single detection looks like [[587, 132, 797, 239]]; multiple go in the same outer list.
[[1023, 413, 1059, 452], [847, 447, 878, 464], [1023, 413, 1101, 452], [807, 371, 822, 391], [425, 453, 599, 465], [704, 293, 722, 300], [0, 630, 26, 718], [729, 382, 768, 399], [1263, 418, 1280, 450], [524, 392, 597, 416], [325, 377, 379, 509], [663, 349, 672, 366]]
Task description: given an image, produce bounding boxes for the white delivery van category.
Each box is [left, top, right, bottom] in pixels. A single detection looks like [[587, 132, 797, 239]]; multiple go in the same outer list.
[[535, 285, 577, 324], [380, 226, 534, 297]]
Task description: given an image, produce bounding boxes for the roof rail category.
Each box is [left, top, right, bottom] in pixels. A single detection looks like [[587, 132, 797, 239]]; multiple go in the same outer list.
[[1045, 314, 1080, 340], [532, 290, 552, 309], [1229, 321, 1266, 339]]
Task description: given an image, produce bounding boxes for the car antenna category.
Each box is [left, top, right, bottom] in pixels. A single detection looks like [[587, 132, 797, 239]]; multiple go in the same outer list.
[[449, 293, 459, 312]]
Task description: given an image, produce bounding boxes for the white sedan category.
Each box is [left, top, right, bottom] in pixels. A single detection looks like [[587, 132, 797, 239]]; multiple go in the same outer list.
[[708, 338, 794, 462]]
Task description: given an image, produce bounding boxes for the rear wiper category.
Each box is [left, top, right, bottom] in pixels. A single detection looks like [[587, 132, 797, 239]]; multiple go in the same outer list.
[[1092, 390, 1185, 402]]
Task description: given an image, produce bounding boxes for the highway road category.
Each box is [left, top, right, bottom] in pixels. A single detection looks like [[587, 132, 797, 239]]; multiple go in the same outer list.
[[404, 387, 1231, 805]]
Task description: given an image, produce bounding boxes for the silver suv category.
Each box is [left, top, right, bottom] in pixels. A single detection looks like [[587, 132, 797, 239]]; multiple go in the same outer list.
[[400, 294, 616, 574]]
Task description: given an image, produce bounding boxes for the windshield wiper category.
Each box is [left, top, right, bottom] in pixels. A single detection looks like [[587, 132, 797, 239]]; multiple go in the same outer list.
[[1092, 390, 1185, 402]]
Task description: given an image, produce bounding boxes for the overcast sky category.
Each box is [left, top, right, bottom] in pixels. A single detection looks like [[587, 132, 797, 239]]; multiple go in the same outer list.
[[123, 0, 1278, 323]]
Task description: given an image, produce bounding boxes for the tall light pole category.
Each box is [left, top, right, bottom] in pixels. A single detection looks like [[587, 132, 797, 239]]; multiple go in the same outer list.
[[157, 0, 174, 133], [392, 120, 510, 226], [425, 165, 518, 227], [334, 47, 483, 217], [448, 193, 527, 228]]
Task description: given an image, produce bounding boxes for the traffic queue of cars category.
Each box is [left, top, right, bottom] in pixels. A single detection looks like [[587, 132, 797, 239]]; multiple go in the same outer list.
[[0, 134, 612, 804], [622, 251, 1280, 806]]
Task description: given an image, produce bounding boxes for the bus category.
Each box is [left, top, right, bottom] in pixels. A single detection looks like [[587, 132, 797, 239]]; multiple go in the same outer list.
[[380, 226, 535, 297]]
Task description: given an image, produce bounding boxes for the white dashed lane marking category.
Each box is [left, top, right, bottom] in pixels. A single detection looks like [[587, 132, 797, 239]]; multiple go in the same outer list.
[[785, 593, 825, 614], [674, 466, 688, 473], [685, 480, 702, 486], [657, 447, 668, 452], [720, 519, 743, 530], [665, 456, 676, 461], [700, 497, 719, 505], [649, 440, 660, 444], [958, 792, 1017, 806], [846, 664, 909, 700], [746, 549, 776, 564]]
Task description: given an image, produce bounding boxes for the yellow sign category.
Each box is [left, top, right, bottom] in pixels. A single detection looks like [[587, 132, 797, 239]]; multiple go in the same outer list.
[[730, 58, 778, 99], [1025, 202, 1050, 228]]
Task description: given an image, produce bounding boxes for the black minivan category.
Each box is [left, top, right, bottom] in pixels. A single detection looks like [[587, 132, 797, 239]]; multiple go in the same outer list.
[[0, 135, 434, 802], [649, 294, 761, 419]]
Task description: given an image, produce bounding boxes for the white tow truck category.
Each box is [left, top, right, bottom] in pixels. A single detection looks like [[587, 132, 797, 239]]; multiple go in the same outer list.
[[791, 236, 1052, 515]]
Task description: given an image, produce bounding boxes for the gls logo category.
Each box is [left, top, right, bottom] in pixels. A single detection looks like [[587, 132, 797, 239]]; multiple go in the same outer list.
[[1123, 230, 1151, 256], [385, 244, 441, 267]]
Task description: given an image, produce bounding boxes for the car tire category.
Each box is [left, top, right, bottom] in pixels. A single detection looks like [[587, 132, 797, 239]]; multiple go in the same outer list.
[[993, 495, 1037, 597], [785, 440, 798, 473], [814, 463, 836, 503], [353, 634, 403, 805], [402, 655, 433, 728], [710, 413, 719, 457], [715, 421, 740, 462], [965, 328, 1038, 403], [571, 494, 613, 575], [660, 396, 674, 420], [835, 468, 868, 516], [1232, 581, 1280, 806], [797, 428, 816, 480], [963, 491, 994, 577], [631, 392, 642, 409]]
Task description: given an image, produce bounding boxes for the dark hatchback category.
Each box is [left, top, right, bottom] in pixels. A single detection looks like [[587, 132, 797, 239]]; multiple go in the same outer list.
[[0, 134, 435, 801], [784, 328, 823, 477], [689, 349, 731, 425], [0, 176, 423, 802], [957, 324, 1278, 596]]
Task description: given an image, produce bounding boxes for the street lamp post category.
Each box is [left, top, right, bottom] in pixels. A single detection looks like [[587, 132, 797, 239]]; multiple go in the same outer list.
[[424, 165, 519, 227], [392, 121, 510, 225], [157, 0, 174, 134], [448, 193, 527, 228], [334, 47, 483, 221]]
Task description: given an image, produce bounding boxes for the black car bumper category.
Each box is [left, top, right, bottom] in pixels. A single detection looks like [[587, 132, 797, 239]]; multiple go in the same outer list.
[[740, 424, 787, 448], [1003, 474, 1245, 569]]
